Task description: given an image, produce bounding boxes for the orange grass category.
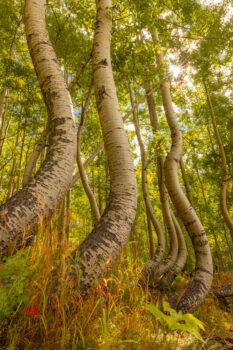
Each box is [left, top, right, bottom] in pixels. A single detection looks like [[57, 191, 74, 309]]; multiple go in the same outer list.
[[0, 219, 232, 350]]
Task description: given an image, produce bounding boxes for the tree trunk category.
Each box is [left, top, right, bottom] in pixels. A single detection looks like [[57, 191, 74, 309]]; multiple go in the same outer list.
[[223, 223, 233, 260], [145, 88, 178, 283], [22, 128, 47, 187], [0, 88, 7, 124], [0, 112, 12, 157], [57, 199, 65, 247], [76, 82, 100, 226], [214, 283, 233, 298], [16, 120, 27, 191], [180, 157, 194, 208], [152, 30, 213, 313], [195, 166, 225, 271], [129, 85, 165, 282], [70, 0, 137, 294], [68, 53, 92, 92], [7, 119, 21, 199], [0, 0, 77, 253], [160, 211, 187, 287], [146, 209, 155, 259], [204, 79, 233, 240], [152, 156, 179, 281], [65, 189, 71, 245]]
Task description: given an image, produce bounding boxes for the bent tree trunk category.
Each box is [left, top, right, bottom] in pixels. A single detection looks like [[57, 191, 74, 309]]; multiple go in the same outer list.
[[153, 30, 213, 313], [0, 0, 77, 253], [145, 89, 179, 284], [129, 85, 165, 283], [203, 80, 233, 239], [160, 211, 187, 287], [214, 283, 233, 298], [152, 156, 179, 281], [70, 0, 137, 294]]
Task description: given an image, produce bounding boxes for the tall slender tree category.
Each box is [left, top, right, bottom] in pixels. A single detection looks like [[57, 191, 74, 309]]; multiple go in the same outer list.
[[69, 0, 137, 294], [0, 0, 77, 253], [151, 30, 213, 313]]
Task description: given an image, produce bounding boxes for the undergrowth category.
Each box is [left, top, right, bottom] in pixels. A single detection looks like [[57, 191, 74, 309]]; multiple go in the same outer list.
[[0, 225, 232, 350]]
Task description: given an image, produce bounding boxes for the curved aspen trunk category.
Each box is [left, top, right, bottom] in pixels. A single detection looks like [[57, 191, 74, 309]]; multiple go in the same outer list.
[[70, 0, 137, 294], [214, 283, 233, 298], [180, 157, 194, 208], [204, 80, 233, 239], [129, 85, 165, 280], [0, 0, 76, 253], [160, 211, 187, 287], [76, 82, 100, 226], [146, 209, 155, 259], [152, 31, 213, 313], [153, 156, 179, 280], [146, 89, 178, 282]]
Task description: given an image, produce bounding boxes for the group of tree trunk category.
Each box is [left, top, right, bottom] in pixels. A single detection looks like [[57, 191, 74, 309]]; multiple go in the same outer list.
[[0, 0, 232, 314]]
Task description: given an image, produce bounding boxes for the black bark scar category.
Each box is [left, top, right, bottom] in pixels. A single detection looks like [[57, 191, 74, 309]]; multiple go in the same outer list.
[[97, 85, 111, 104]]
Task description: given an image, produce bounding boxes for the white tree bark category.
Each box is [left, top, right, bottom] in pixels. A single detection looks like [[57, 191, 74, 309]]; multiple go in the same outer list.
[[129, 85, 165, 283], [70, 0, 137, 294], [142, 89, 179, 284], [0, 0, 76, 253], [152, 30, 213, 313]]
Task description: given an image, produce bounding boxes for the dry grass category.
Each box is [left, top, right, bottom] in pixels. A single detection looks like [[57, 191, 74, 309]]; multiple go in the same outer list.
[[0, 224, 232, 350]]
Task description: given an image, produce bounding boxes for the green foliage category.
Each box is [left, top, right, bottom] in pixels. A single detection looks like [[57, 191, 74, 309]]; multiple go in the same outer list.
[[146, 301, 205, 342], [0, 250, 35, 320]]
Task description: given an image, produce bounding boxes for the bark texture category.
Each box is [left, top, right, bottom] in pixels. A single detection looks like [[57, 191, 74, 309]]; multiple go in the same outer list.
[[214, 283, 233, 298], [0, 0, 77, 253], [70, 0, 137, 294], [152, 31, 213, 313]]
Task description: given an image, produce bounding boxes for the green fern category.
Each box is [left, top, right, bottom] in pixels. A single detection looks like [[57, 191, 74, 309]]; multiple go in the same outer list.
[[146, 301, 205, 342]]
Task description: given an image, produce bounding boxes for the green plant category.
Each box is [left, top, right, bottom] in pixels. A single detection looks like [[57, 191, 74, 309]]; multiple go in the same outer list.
[[0, 250, 36, 320], [146, 301, 205, 342]]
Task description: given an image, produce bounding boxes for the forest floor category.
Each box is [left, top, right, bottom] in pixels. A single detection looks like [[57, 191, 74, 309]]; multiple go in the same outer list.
[[0, 238, 232, 350]]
